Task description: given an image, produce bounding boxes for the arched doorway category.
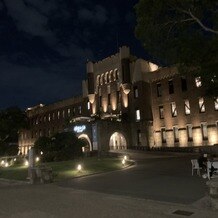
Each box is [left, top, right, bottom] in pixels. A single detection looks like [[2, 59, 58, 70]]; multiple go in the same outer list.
[[109, 132, 127, 150], [78, 134, 92, 152]]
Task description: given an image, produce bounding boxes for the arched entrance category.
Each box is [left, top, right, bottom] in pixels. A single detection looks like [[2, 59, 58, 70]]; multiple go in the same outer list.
[[109, 132, 127, 150], [78, 134, 92, 152]]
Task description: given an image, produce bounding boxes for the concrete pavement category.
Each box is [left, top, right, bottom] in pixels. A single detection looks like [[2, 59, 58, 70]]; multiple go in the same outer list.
[[0, 183, 217, 218]]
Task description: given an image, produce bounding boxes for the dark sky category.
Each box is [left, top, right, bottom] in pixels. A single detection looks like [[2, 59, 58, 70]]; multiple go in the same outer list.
[[0, 0, 148, 110]]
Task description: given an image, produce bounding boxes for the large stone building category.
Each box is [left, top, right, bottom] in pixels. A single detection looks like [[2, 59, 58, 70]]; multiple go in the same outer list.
[[19, 46, 218, 155]]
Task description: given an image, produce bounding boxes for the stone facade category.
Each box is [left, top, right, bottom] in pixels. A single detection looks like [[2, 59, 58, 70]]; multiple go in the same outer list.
[[19, 46, 218, 154]]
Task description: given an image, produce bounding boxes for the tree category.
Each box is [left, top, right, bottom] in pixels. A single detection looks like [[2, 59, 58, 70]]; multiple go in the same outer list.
[[0, 107, 28, 156], [135, 0, 218, 95], [34, 132, 85, 162]]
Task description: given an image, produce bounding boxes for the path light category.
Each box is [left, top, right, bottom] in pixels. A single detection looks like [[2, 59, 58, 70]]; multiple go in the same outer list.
[[25, 160, 29, 166], [13, 158, 16, 162], [77, 164, 82, 172], [5, 162, 9, 167], [124, 155, 127, 160], [40, 151, 43, 155], [122, 159, 126, 165], [1, 160, 5, 166], [35, 157, 40, 162]]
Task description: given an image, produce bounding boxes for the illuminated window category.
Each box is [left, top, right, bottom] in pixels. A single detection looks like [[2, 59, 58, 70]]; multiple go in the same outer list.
[[48, 114, 51, 122], [134, 86, 138, 98], [62, 110, 65, 118], [201, 123, 208, 140], [184, 99, 190, 115], [161, 128, 166, 143], [68, 108, 71, 116], [214, 97, 218, 110], [159, 106, 164, 119], [168, 80, 174, 94], [195, 77, 202, 87], [181, 77, 187, 91], [96, 75, 100, 86], [136, 109, 141, 121], [173, 126, 179, 142], [171, 102, 177, 117], [57, 111, 60, 119], [100, 74, 104, 85], [186, 124, 193, 141], [109, 71, 113, 82], [87, 101, 90, 110], [157, 83, 162, 97], [199, 97, 205, 113], [104, 72, 109, 84]]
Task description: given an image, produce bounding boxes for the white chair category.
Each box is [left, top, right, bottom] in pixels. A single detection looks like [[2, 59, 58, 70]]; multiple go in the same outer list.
[[191, 159, 202, 176]]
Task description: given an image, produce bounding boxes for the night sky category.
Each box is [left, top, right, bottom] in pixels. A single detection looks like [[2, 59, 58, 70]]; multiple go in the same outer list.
[[0, 0, 148, 110]]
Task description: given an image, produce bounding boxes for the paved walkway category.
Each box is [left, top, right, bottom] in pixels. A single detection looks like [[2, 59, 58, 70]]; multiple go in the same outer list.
[[0, 183, 217, 218]]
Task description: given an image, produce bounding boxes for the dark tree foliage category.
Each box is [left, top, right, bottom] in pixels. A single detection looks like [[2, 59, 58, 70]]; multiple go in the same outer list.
[[0, 107, 28, 156], [135, 0, 218, 95], [34, 132, 85, 162]]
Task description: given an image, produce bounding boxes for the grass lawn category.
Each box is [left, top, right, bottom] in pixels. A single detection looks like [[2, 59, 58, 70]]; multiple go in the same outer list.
[[0, 157, 132, 182]]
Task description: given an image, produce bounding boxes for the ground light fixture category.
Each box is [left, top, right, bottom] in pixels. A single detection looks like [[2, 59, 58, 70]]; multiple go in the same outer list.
[[13, 158, 16, 162], [122, 159, 126, 165], [77, 164, 82, 172], [4, 162, 9, 167], [124, 155, 127, 160], [1, 160, 5, 166], [35, 157, 40, 162], [40, 151, 43, 155], [25, 160, 29, 166]]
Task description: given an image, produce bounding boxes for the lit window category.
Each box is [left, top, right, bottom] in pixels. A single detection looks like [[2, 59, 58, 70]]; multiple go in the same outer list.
[[201, 123, 208, 140], [186, 124, 193, 141], [159, 106, 164, 119], [195, 77, 202, 87], [161, 128, 166, 143], [57, 111, 60, 119], [136, 109, 141, 121], [173, 126, 179, 142], [134, 86, 138, 98], [214, 97, 218, 110], [87, 101, 90, 110], [157, 83, 162, 97], [184, 99, 190, 115], [168, 80, 174, 94], [100, 74, 104, 85], [199, 97, 205, 113], [171, 102, 177, 117], [68, 109, 71, 116], [48, 114, 51, 122], [62, 110, 65, 118]]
